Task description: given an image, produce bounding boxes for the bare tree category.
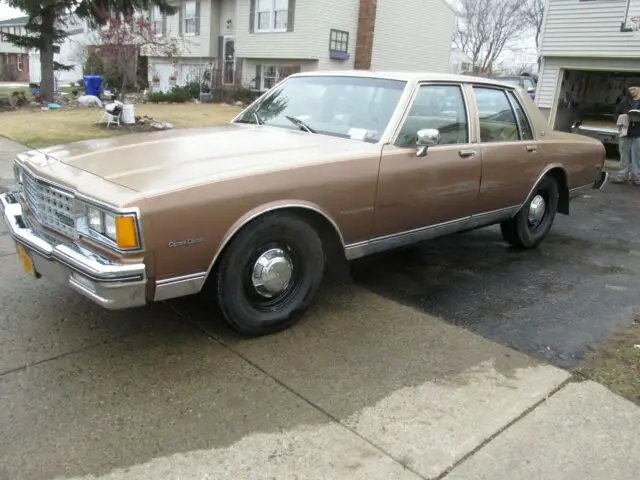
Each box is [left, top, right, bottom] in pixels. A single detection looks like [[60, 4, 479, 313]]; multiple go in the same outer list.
[[454, 0, 529, 75], [523, 0, 546, 51], [99, 14, 186, 101]]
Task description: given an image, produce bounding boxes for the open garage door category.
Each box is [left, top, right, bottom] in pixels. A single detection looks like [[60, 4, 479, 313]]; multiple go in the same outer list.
[[552, 69, 640, 157]]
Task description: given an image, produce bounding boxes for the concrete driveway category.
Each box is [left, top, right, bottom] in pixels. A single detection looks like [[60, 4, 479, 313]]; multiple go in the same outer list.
[[1, 139, 639, 479]]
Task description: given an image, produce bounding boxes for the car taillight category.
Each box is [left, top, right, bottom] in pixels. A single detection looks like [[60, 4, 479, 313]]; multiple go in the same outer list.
[[574, 121, 582, 128]]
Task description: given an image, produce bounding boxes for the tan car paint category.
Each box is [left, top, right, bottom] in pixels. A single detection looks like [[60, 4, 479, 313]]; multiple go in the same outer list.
[[15, 74, 606, 293]]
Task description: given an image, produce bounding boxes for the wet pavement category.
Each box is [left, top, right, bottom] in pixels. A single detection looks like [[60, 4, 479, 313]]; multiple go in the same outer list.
[[352, 183, 640, 368], [1, 140, 639, 479]]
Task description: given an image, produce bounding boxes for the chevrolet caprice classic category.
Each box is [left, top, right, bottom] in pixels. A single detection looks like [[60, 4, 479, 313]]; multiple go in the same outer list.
[[0, 71, 608, 337]]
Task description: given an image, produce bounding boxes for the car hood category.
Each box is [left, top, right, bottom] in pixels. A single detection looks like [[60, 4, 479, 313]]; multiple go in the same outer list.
[[34, 123, 381, 194]]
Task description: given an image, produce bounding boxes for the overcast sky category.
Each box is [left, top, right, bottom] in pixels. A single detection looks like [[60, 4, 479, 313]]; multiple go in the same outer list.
[[0, 2, 22, 20]]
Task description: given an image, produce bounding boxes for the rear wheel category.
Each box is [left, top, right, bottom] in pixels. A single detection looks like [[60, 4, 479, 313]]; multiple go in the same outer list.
[[500, 176, 559, 249], [215, 213, 325, 337]]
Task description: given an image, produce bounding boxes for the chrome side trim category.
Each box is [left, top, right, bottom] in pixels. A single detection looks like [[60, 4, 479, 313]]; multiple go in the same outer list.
[[569, 183, 594, 198], [514, 163, 569, 216], [345, 205, 519, 260], [204, 203, 346, 279], [154, 272, 207, 301], [345, 216, 471, 260], [465, 206, 519, 230]]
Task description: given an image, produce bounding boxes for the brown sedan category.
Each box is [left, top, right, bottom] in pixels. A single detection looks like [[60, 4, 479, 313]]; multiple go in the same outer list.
[[0, 71, 608, 336]]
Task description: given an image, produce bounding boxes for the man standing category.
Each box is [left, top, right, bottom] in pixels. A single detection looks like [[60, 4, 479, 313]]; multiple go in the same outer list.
[[613, 81, 640, 185]]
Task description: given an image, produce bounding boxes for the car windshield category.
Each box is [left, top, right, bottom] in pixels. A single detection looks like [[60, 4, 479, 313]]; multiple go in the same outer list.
[[234, 75, 407, 143]]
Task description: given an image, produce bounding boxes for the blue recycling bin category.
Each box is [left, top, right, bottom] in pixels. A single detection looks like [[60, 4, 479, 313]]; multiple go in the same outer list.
[[83, 75, 103, 98]]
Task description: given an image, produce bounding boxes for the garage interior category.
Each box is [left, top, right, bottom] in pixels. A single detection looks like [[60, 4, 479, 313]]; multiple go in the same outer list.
[[553, 69, 640, 157]]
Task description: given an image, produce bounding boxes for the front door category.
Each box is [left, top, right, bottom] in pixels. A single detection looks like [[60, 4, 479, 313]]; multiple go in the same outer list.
[[372, 83, 482, 239]]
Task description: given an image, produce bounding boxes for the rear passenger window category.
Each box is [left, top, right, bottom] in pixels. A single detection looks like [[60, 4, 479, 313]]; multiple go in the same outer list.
[[507, 90, 534, 140], [473, 87, 518, 143], [395, 84, 469, 148]]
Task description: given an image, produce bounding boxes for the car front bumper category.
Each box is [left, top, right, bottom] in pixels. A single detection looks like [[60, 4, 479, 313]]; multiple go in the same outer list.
[[0, 192, 147, 310]]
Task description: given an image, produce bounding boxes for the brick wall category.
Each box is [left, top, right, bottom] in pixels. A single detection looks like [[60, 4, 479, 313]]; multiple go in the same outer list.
[[354, 0, 377, 70], [0, 53, 29, 82]]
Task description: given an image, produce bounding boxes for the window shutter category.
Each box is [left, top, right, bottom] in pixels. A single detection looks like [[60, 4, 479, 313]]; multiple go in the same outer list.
[[217, 35, 223, 62], [162, 14, 167, 36], [255, 64, 262, 89], [287, 0, 296, 32], [195, 0, 201, 35], [249, 0, 256, 33], [179, 2, 183, 36]]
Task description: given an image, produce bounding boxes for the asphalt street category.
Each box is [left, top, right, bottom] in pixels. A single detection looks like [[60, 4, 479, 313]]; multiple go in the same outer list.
[[352, 182, 640, 368]]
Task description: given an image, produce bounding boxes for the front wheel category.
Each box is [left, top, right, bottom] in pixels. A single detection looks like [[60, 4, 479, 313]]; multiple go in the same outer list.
[[215, 213, 325, 337], [500, 176, 559, 249]]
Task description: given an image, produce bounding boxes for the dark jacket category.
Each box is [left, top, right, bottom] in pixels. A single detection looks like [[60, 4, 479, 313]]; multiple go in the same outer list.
[[616, 95, 640, 137]]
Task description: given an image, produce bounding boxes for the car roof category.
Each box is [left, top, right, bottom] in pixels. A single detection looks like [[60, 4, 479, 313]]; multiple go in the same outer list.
[[290, 70, 517, 89]]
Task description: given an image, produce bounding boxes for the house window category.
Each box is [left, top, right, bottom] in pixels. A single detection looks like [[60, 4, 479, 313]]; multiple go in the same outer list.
[[256, 0, 289, 32], [258, 64, 300, 90], [329, 29, 348, 53], [151, 6, 164, 36], [183, 0, 197, 36]]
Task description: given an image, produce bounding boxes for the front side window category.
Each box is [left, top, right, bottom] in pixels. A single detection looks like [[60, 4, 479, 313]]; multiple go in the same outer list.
[[256, 0, 289, 32], [473, 87, 519, 143], [235, 75, 407, 143], [395, 84, 469, 148], [183, 0, 197, 36]]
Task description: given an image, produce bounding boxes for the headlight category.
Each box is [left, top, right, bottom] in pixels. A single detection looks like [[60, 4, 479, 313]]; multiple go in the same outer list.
[[77, 203, 141, 250]]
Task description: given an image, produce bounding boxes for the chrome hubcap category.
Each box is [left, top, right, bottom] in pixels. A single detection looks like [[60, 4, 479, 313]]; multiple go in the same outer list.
[[528, 194, 546, 228], [251, 248, 294, 298]]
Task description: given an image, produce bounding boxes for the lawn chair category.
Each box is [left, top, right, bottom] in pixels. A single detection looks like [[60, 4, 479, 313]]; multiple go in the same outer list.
[[101, 101, 123, 128]]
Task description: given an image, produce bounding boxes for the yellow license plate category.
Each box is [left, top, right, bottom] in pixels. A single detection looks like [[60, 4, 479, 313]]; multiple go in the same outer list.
[[15, 243, 36, 277]]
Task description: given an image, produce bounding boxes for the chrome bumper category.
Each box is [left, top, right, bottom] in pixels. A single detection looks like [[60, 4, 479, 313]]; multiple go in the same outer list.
[[0, 192, 147, 310], [594, 170, 609, 191]]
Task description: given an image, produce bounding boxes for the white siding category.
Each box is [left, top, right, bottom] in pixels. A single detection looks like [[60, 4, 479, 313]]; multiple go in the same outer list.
[[313, 0, 359, 70], [162, 0, 216, 58], [540, 0, 640, 57], [370, 0, 454, 72], [235, 0, 319, 59]]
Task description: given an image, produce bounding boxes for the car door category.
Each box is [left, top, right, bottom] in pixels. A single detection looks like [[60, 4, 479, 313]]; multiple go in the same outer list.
[[470, 86, 539, 216], [371, 83, 482, 240]]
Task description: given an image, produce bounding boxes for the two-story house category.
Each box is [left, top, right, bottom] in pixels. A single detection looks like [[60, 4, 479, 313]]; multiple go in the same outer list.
[[536, 0, 640, 132], [0, 14, 92, 86], [0, 16, 30, 82], [146, 0, 456, 93]]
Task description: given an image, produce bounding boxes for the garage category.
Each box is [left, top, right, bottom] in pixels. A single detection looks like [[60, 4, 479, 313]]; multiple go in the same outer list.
[[536, 57, 640, 157]]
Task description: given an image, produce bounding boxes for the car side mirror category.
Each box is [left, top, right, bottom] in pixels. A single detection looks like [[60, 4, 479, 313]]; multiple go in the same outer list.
[[416, 128, 440, 157]]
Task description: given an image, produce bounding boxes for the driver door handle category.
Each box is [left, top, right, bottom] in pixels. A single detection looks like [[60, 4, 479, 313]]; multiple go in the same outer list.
[[459, 149, 478, 158], [526, 145, 537, 152]]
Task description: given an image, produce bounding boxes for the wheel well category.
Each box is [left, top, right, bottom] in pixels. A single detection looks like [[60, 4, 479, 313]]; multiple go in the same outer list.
[[207, 207, 348, 285], [546, 168, 569, 215]]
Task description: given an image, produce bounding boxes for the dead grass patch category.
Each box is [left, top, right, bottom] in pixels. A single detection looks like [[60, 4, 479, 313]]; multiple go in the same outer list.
[[574, 318, 640, 405], [0, 103, 241, 148]]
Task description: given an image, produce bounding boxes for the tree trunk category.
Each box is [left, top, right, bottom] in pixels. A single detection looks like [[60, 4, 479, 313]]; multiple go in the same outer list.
[[39, 8, 56, 104]]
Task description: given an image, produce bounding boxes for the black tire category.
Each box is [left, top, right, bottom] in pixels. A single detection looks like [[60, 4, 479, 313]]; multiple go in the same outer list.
[[215, 213, 324, 337], [500, 176, 559, 249]]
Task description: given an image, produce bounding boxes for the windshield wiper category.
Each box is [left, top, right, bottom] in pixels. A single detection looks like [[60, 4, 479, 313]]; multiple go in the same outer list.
[[285, 115, 316, 133], [253, 111, 263, 125]]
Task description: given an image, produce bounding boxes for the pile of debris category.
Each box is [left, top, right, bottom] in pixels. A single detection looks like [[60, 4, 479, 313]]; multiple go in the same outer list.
[[135, 115, 173, 130]]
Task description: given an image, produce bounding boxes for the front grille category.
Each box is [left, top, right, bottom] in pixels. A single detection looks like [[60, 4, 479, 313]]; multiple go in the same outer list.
[[20, 168, 78, 239]]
